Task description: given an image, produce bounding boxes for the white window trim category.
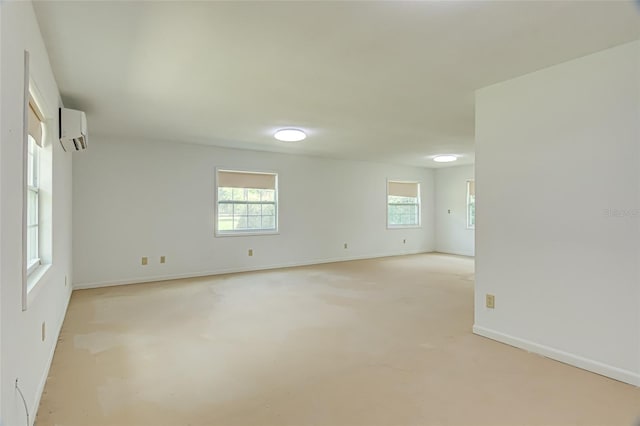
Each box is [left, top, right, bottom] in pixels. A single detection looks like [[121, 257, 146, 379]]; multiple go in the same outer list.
[[386, 179, 422, 230], [27, 264, 52, 306], [214, 168, 280, 237], [22, 52, 54, 310], [26, 257, 41, 276]]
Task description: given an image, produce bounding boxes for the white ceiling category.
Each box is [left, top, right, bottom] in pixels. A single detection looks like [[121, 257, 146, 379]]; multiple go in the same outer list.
[[34, 1, 640, 168]]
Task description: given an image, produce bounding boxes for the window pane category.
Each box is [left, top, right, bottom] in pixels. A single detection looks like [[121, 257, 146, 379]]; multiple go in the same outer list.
[[27, 137, 34, 187], [247, 204, 262, 215], [247, 189, 261, 202], [467, 181, 476, 228], [27, 189, 38, 226], [388, 200, 418, 227], [27, 226, 38, 264], [218, 217, 234, 231], [262, 190, 275, 202], [218, 187, 233, 201], [262, 215, 275, 229], [389, 195, 417, 204], [234, 204, 247, 216], [262, 204, 275, 216], [26, 136, 40, 268], [232, 188, 246, 201], [247, 216, 261, 229], [218, 203, 233, 215], [235, 216, 248, 229]]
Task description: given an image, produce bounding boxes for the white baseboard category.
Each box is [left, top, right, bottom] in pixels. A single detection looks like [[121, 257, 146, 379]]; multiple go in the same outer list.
[[433, 250, 475, 257], [473, 325, 640, 387], [73, 250, 432, 290]]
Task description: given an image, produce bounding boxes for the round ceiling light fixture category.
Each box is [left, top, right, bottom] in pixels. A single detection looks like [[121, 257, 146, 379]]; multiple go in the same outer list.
[[274, 128, 307, 142], [433, 155, 458, 163]]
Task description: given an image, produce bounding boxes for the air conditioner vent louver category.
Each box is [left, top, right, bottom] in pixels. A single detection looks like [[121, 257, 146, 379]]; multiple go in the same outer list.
[[59, 108, 87, 152]]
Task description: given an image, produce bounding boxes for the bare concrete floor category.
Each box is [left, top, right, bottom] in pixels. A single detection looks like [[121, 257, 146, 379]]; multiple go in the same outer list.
[[38, 254, 639, 426]]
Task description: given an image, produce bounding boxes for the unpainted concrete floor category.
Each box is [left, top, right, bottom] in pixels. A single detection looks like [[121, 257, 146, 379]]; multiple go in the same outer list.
[[37, 254, 640, 425]]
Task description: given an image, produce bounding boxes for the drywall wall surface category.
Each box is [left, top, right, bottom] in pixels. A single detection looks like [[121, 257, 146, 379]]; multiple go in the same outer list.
[[0, 2, 73, 425], [435, 165, 474, 256], [72, 138, 435, 288], [475, 40, 640, 385]]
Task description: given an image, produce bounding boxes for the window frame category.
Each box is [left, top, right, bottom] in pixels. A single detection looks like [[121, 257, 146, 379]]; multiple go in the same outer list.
[[26, 134, 41, 275], [214, 168, 279, 237], [23, 54, 54, 311], [466, 179, 475, 230], [386, 180, 421, 229]]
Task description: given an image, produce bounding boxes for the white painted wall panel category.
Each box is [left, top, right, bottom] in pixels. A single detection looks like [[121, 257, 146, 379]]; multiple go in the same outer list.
[[72, 138, 435, 288], [474, 41, 640, 385], [0, 2, 73, 424]]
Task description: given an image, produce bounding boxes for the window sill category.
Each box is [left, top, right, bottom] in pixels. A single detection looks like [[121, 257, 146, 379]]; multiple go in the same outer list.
[[387, 225, 422, 230], [26, 263, 52, 308], [215, 230, 280, 238]]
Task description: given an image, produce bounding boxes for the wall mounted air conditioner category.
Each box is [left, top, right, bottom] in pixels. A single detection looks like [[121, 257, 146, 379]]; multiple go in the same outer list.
[[59, 107, 87, 151]]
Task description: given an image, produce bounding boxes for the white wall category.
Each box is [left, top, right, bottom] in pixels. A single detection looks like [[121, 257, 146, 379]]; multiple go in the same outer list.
[[474, 41, 640, 386], [72, 137, 435, 288], [0, 2, 73, 425], [435, 165, 475, 256]]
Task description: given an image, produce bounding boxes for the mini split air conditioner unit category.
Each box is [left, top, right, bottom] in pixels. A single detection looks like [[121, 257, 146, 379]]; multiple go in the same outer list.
[[59, 107, 87, 151]]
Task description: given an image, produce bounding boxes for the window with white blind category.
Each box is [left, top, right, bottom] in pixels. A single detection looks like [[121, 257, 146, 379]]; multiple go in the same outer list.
[[387, 181, 420, 228], [26, 97, 44, 274], [216, 169, 278, 235], [467, 179, 475, 229]]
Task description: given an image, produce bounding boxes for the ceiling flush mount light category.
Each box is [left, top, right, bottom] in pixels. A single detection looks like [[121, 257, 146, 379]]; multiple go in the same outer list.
[[274, 128, 306, 142], [433, 155, 458, 163]]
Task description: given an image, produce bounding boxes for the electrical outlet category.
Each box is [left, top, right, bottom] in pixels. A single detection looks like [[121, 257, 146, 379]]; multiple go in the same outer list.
[[160, 256, 166, 264], [344, 243, 348, 249], [42, 322, 46, 341], [248, 249, 253, 257], [486, 294, 495, 309], [141, 257, 148, 266]]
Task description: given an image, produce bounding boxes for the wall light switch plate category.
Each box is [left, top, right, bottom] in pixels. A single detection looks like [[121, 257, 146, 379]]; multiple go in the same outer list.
[[248, 249, 253, 257], [141, 257, 148, 266], [160, 256, 166, 264]]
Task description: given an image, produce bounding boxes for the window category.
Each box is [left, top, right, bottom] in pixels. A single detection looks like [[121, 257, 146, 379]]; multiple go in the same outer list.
[[467, 179, 475, 229], [216, 170, 278, 235], [387, 180, 420, 228], [26, 98, 44, 274]]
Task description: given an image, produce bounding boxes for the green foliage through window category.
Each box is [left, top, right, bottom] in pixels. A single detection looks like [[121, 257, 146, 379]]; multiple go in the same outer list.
[[217, 187, 277, 232], [388, 195, 419, 227]]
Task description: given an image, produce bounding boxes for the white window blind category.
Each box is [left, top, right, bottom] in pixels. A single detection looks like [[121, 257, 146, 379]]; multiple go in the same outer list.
[[217, 171, 276, 190], [388, 181, 419, 198], [28, 97, 44, 147]]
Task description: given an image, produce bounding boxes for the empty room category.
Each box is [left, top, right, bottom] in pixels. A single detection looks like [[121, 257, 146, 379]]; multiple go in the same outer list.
[[1, 1, 639, 425]]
